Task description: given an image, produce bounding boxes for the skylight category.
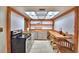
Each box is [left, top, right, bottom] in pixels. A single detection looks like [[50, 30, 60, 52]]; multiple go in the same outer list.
[[25, 11, 59, 19], [25, 11, 38, 19], [45, 11, 59, 19]]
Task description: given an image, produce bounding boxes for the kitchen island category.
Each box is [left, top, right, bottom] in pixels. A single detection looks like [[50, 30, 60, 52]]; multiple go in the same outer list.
[[47, 30, 74, 53]]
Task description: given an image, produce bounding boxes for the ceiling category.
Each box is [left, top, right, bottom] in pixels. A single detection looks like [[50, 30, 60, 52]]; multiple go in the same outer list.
[[11, 6, 75, 20]]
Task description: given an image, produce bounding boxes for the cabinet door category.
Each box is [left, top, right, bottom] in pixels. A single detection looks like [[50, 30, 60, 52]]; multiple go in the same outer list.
[[42, 31, 47, 39], [37, 32, 43, 39]]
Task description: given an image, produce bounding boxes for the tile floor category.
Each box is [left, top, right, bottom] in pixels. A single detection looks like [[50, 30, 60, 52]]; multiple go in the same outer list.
[[30, 40, 55, 53]]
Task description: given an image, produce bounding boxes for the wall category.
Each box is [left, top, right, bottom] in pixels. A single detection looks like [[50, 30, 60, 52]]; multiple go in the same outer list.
[[0, 7, 7, 53], [11, 11, 24, 31], [54, 11, 75, 34]]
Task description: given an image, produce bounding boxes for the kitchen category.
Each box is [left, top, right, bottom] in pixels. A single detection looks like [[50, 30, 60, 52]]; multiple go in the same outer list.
[[1, 6, 78, 53]]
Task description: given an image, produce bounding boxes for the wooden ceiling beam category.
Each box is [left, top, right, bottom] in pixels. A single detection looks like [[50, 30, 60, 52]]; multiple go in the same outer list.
[[7, 6, 29, 21], [51, 7, 77, 21]]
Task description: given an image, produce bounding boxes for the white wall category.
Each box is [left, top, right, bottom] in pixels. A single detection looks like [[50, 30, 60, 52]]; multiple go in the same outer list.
[[0, 7, 6, 53], [11, 11, 24, 31], [54, 11, 75, 34]]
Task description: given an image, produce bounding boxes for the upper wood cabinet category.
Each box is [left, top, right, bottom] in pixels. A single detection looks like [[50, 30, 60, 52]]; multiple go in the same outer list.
[[31, 20, 53, 29]]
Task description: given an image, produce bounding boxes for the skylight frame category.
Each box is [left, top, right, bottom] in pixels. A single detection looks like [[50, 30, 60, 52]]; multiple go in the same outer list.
[[25, 11, 59, 19], [45, 11, 59, 19], [25, 11, 38, 19]]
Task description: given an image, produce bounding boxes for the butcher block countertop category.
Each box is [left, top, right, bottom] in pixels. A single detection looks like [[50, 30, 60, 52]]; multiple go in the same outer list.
[[48, 30, 74, 43], [31, 29, 53, 32], [48, 30, 64, 38]]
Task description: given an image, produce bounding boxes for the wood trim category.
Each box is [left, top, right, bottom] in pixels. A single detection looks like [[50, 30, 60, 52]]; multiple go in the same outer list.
[[6, 7, 11, 52], [6, 7, 29, 53], [52, 20, 54, 29], [52, 7, 77, 21], [78, 7, 79, 52], [26, 19, 31, 28], [24, 18, 30, 31], [24, 18, 27, 31], [8, 7, 28, 20], [74, 7, 78, 52]]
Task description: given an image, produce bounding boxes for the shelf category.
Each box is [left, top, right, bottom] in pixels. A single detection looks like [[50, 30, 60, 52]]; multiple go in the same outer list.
[[31, 24, 52, 26]]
